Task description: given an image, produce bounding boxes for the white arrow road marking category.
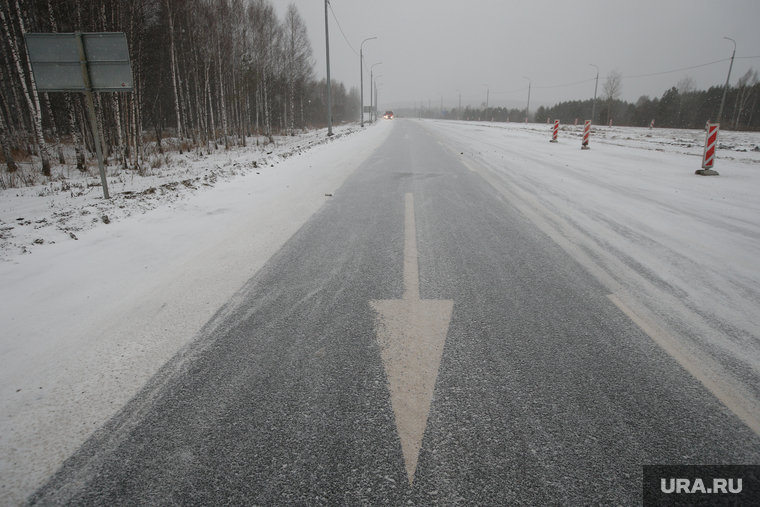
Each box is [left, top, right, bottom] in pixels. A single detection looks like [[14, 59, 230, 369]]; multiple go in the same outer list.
[[370, 193, 454, 484]]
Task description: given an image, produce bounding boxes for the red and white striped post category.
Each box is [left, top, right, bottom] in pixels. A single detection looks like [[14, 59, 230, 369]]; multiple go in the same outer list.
[[581, 120, 591, 150], [547, 117, 550, 124], [525, 118, 527, 123], [649, 119, 655, 129], [697, 123, 720, 175], [550, 120, 559, 142], [574, 118, 578, 126], [609, 118, 613, 127]]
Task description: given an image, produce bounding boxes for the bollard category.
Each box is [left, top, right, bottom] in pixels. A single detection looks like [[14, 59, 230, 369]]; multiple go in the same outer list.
[[696, 123, 720, 175], [550, 120, 559, 142], [581, 120, 591, 150]]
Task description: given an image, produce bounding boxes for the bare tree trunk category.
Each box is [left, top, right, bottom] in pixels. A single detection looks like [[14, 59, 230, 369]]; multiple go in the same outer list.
[[3, 0, 51, 175], [217, 39, 227, 141], [166, 0, 183, 140], [0, 107, 16, 173], [206, 62, 216, 147], [66, 93, 86, 170], [44, 92, 65, 163], [0, 40, 22, 146]]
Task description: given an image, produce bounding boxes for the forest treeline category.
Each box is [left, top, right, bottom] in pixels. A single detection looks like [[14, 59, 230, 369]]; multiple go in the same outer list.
[[0, 0, 359, 185], [419, 71, 760, 131]]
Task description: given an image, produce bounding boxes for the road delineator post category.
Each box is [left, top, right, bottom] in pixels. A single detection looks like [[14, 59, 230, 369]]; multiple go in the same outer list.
[[550, 120, 559, 143], [581, 120, 591, 150], [697, 123, 720, 176]]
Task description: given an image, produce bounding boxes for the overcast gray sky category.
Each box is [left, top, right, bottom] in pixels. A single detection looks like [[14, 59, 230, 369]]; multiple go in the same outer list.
[[278, 0, 760, 111]]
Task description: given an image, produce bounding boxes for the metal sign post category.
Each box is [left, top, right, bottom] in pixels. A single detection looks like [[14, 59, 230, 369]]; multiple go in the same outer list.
[[74, 33, 109, 197], [24, 32, 134, 199]]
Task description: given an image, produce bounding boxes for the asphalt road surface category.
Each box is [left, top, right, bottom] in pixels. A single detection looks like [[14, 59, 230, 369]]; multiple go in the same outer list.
[[30, 120, 760, 505]]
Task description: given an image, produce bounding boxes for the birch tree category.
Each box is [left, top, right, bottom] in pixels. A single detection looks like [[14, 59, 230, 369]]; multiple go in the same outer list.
[[283, 3, 313, 131], [2, 0, 51, 175]]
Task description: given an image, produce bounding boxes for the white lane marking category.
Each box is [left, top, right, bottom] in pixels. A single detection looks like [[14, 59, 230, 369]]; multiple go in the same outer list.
[[370, 193, 454, 484], [608, 294, 760, 437]]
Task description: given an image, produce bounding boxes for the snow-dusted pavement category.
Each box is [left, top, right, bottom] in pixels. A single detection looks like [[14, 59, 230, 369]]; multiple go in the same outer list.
[[2, 119, 759, 504], [427, 118, 760, 423], [0, 123, 392, 505]]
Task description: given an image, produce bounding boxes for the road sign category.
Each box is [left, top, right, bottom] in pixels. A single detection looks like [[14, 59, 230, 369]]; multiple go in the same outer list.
[[24, 32, 134, 199], [24, 33, 133, 92]]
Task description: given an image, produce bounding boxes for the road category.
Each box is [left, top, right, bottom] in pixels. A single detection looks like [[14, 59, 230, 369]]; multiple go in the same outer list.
[[30, 119, 760, 505]]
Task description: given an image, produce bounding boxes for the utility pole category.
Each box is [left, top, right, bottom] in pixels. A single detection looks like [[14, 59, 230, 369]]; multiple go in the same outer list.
[[589, 65, 599, 125], [360, 37, 376, 127], [324, 0, 333, 136], [523, 77, 531, 122], [374, 77, 382, 121], [482, 84, 489, 120], [455, 89, 461, 120], [370, 62, 381, 123], [716, 37, 736, 125]]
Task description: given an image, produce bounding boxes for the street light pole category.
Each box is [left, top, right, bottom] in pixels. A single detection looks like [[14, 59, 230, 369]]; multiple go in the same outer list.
[[590, 64, 599, 125], [375, 76, 383, 121], [455, 89, 461, 120], [370, 62, 381, 123], [360, 37, 376, 127], [482, 84, 489, 120], [324, 0, 333, 136], [523, 77, 531, 122], [716, 37, 736, 126]]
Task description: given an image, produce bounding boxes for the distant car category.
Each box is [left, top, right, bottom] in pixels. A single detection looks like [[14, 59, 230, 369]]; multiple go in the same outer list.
[[383, 111, 394, 119]]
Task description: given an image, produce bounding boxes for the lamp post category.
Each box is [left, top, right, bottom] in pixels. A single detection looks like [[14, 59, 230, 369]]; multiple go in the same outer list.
[[375, 76, 383, 121], [523, 77, 531, 122], [455, 89, 461, 120], [590, 64, 599, 125], [324, 0, 333, 136], [482, 84, 489, 120], [360, 37, 376, 127], [716, 37, 736, 126], [370, 62, 381, 122]]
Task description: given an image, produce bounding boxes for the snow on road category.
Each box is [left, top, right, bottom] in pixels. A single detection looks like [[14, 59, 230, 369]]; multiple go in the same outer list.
[[424, 118, 760, 430], [0, 122, 392, 505], [2, 118, 759, 504]]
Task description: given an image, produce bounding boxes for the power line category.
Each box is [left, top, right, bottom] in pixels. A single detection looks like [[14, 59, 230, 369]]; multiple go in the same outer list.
[[533, 78, 596, 90], [328, 3, 358, 56], [622, 57, 731, 79], [497, 55, 757, 94]]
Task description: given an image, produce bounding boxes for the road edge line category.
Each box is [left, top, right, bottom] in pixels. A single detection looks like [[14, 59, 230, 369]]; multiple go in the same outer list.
[[607, 294, 760, 438]]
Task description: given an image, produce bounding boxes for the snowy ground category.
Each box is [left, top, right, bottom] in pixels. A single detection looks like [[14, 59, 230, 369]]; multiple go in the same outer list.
[[2, 119, 759, 504], [425, 117, 760, 435], [0, 122, 393, 505]]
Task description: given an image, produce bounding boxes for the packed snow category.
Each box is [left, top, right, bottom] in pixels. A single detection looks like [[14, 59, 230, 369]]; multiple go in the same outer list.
[[2, 118, 759, 504]]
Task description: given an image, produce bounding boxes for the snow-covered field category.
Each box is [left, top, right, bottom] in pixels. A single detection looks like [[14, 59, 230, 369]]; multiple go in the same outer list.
[[2, 119, 759, 504]]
